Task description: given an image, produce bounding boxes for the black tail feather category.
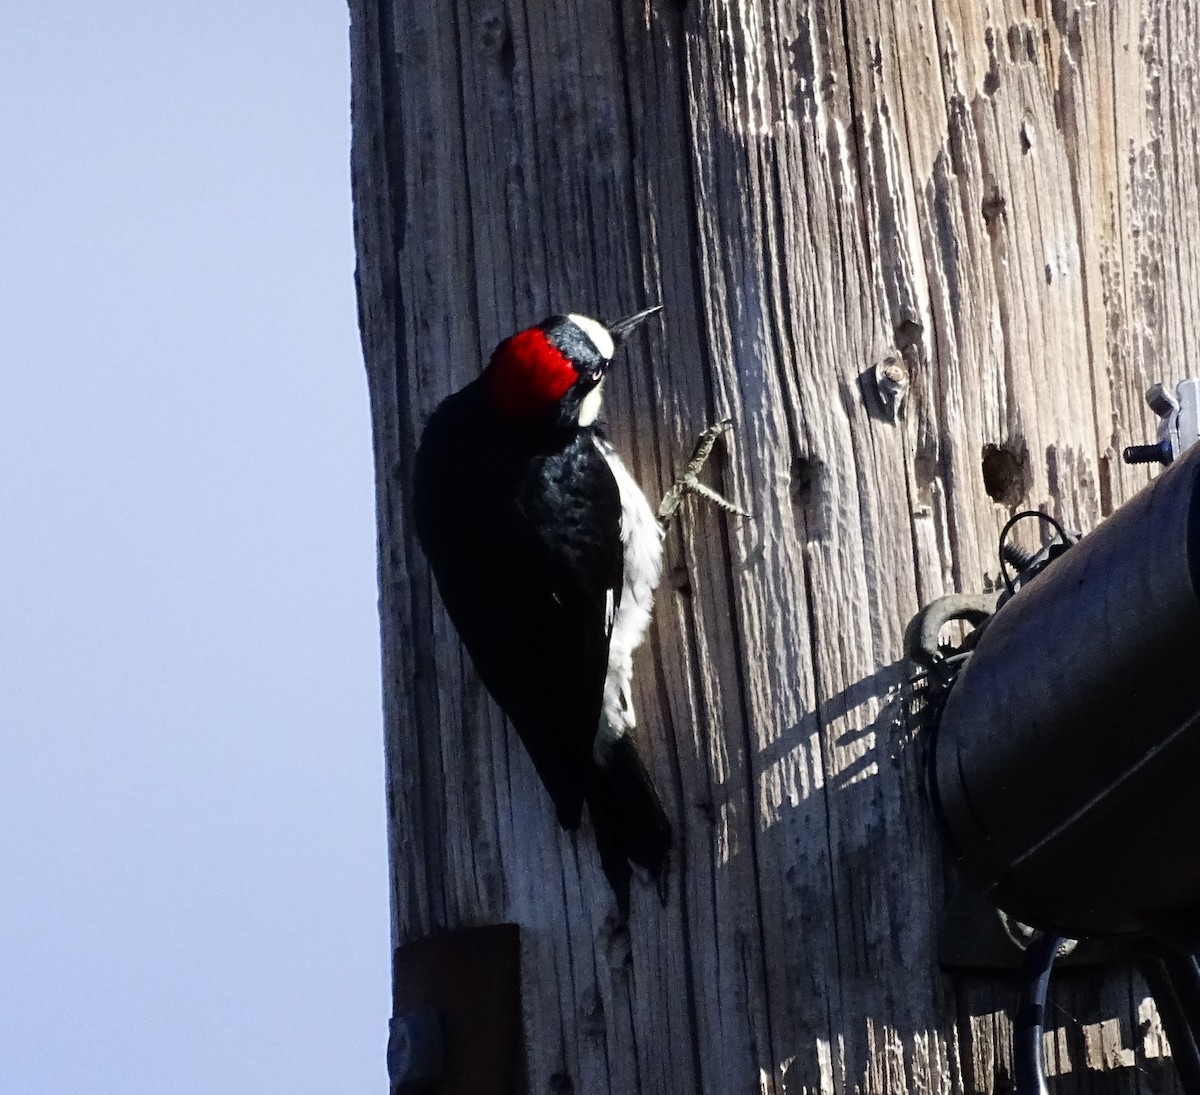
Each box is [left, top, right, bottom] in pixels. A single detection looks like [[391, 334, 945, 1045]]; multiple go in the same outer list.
[[586, 734, 672, 917]]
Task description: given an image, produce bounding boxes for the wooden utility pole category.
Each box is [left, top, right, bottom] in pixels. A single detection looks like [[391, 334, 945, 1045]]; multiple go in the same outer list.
[[350, 2, 1197, 1092]]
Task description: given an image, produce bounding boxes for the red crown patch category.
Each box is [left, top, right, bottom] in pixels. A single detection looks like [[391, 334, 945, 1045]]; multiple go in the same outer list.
[[485, 327, 578, 420]]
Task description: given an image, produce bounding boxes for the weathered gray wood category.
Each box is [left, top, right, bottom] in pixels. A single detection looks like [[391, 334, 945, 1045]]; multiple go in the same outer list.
[[349, 1, 1197, 1092]]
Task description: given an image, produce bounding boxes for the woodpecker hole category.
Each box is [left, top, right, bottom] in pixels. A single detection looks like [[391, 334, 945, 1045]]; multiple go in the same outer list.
[[790, 455, 820, 507], [668, 562, 692, 597], [982, 27, 1001, 95], [790, 455, 830, 542], [981, 443, 1029, 506], [894, 318, 924, 351], [982, 189, 1006, 225], [549, 1070, 576, 1095], [1008, 23, 1038, 64], [580, 988, 608, 1035], [603, 922, 632, 971], [498, 30, 515, 79], [913, 452, 939, 493], [478, 13, 515, 79], [1019, 115, 1036, 154]]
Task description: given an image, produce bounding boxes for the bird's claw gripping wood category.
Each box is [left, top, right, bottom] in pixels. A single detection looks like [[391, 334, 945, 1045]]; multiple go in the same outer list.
[[657, 419, 750, 521]]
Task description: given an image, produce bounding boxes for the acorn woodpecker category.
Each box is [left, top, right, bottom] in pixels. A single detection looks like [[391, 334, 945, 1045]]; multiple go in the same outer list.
[[413, 307, 742, 913]]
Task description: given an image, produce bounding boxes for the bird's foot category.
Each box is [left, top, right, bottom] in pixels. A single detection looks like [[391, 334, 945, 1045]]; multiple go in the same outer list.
[[657, 419, 750, 521]]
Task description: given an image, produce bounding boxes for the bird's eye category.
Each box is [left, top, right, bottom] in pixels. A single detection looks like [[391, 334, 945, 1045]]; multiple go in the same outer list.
[[590, 369, 603, 382]]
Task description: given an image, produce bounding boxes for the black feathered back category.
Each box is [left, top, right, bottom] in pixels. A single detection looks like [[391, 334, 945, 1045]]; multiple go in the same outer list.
[[414, 378, 622, 829], [415, 370, 674, 914]]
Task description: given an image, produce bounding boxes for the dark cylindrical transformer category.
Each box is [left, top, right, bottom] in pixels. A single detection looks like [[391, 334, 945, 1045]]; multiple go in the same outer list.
[[933, 442, 1200, 945]]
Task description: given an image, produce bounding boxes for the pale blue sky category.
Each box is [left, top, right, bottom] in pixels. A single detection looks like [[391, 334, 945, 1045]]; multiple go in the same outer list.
[[1, 4, 389, 1092]]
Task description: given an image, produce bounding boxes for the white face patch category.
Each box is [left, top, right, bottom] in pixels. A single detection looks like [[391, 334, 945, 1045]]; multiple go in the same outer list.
[[577, 380, 604, 426], [567, 313, 615, 360]]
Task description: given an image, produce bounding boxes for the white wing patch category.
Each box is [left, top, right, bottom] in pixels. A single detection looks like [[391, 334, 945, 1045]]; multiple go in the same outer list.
[[593, 438, 664, 758], [568, 313, 615, 360]]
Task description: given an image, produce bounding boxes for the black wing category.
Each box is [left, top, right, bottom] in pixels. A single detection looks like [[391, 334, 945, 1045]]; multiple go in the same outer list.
[[414, 386, 622, 830]]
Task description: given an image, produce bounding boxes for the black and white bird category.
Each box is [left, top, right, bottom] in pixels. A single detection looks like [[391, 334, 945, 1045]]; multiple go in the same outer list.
[[413, 307, 742, 913]]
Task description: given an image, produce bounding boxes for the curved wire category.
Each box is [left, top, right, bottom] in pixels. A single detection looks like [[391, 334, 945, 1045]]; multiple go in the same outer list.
[[998, 510, 1071, 596]]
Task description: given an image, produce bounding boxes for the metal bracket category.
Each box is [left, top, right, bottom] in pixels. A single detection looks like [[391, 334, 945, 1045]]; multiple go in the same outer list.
[[905, 593, 998, 671], [389, 924, 521, 1095], [1124, 379, 1200, 466], [388, 1006, 444, 1090], [903, 592, 999, 751]]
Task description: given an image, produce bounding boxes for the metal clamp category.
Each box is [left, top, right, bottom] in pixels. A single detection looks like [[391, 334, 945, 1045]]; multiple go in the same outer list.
[[905, 593, 998, 671], [1124, 379, 1200, 466]]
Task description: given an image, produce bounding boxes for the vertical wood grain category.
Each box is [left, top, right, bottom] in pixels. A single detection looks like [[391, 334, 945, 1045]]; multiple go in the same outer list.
[[350, 1, 1198, 1091]]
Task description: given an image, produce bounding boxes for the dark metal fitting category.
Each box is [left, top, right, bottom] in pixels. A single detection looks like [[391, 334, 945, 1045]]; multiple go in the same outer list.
[[388, 1006, 444, 1092], [905, 593, 998, 670]]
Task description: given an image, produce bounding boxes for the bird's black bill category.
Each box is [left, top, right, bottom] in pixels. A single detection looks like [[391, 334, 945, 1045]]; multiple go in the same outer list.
[[606, 304, 664, 346]]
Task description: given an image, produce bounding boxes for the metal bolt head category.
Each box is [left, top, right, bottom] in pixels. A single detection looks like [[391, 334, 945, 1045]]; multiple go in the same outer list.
[[874, 355, 909, 421], [1146, 382, 1178, 418]]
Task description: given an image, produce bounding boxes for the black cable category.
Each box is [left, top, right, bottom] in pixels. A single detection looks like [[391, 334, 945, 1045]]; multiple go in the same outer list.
[[1014, 932, 1064, 1095], [998, 510, 1071, 596], [1138, 952, 1200, 1095]]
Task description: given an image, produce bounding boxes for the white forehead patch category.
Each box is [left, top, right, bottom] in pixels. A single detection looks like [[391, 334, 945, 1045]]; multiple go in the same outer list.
[[568, 313, 615, 360]]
